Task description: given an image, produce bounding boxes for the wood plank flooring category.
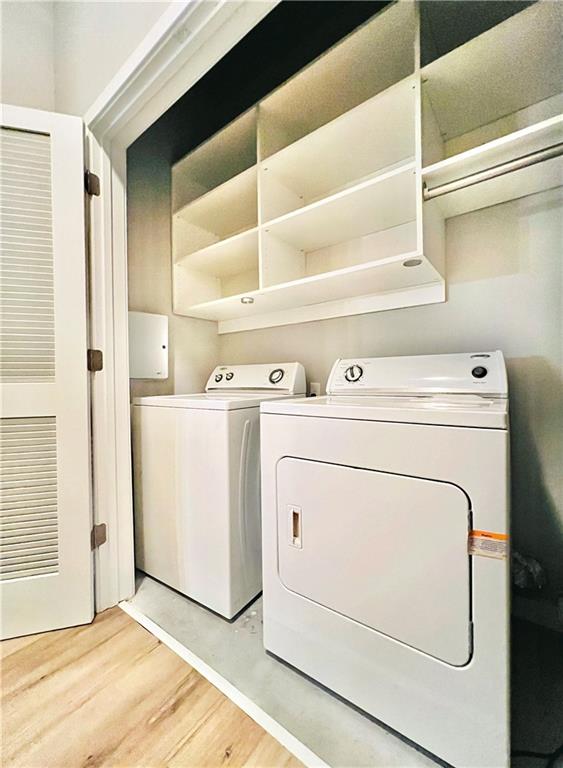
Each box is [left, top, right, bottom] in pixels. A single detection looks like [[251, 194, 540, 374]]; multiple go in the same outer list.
[[1, 607, 303, 768]]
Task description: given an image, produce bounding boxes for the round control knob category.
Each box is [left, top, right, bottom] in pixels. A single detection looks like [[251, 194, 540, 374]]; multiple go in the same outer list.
[[472, 366, 488, 379], [269, 368, 285, 385], [344, 364, 363, 383], [214, 373, 223, 383], [225, 372, 234, 381]]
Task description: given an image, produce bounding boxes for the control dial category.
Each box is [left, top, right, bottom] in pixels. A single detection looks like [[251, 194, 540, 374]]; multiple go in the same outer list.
[[471, 366, 488, 379], [225, 372, 234, 381], [269, 368, 285, 385], [214, 373, 223, 383], [344, 364, 363, 383]]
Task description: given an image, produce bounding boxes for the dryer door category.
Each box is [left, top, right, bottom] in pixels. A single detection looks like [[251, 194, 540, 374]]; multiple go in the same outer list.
[[277, 458, 471, 666]]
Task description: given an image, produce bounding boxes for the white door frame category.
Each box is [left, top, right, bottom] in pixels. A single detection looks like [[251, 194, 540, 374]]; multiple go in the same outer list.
[[86, 0, 278, 611]]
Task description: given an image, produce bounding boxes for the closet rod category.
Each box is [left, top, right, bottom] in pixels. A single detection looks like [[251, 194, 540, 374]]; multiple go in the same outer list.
[[423, 141, 563, 201]]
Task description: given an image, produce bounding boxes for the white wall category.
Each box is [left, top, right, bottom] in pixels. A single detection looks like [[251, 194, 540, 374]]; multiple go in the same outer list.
[[127, 146, 219, 399], [53, 1, 171, 116], [0, 1, 171, 116], [220, 189, 563, 600], [0, 1, 55, 110]]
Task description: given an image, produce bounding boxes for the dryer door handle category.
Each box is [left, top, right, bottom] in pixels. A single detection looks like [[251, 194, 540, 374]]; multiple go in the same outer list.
[[288, 505, 302, 549]]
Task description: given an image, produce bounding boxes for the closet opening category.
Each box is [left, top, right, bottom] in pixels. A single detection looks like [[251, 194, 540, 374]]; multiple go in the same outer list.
[[121, 2, 561, 766]]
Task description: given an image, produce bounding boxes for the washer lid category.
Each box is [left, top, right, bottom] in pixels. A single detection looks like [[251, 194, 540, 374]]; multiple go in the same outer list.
[[261, 393, 508, 428], [327, 351, 507, 397], [132, 392, 298, 411]]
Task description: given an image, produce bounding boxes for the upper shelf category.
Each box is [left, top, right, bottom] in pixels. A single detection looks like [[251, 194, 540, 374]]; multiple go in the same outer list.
[[173, 166, 257, 258], [258, 2, 415, 158], [260, 77, 416, 221], [172, 108, 256, 212], [263, 163, 416, 254], [423, 115, 563, 218], [422, 1, 563, 145]]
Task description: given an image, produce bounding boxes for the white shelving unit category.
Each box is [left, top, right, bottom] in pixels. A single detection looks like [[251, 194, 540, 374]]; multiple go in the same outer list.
[[171, 1, 562, 333]]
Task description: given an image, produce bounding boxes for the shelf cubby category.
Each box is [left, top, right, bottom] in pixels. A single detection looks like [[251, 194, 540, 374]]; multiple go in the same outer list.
[[172, 108, 257, 211], [261, 220, 419, 289], [261, 163, 417, 284], [421, 2, 563, 165], [173, 166, 257, 259], [173, 228, 259, 308], [260, 78, 416, 222], [258, 2, 415, 159]]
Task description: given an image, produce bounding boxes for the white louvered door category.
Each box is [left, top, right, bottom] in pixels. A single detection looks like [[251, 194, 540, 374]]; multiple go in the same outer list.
[[0, 105, 93, 638]]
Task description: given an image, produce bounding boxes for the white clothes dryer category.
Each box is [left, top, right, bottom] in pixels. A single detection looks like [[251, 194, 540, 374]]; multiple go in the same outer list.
[[260, 352, 509, 767], [132, 362, 305, 618]]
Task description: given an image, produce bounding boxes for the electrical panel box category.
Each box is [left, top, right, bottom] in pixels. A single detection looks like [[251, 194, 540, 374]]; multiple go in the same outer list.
[[128, 311, 168, 379]]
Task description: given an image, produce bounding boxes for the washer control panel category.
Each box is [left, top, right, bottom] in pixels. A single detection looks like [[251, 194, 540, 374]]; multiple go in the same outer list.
[[206, 362, 306, 394], [327, 352, 507, 396]]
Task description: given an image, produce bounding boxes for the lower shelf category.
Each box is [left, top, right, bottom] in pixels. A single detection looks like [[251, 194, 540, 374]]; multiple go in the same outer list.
[[173, 253, 445, 333]]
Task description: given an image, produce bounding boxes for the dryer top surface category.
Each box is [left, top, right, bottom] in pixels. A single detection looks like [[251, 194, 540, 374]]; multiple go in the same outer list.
[[261, 393, 508, 428]]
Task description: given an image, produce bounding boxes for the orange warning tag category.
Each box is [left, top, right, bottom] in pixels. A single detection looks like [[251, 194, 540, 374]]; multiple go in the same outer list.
[[468, 530, 508, 560]]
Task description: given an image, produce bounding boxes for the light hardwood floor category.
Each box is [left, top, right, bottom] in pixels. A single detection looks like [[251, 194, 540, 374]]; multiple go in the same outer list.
[[1, 607, 303, 768]]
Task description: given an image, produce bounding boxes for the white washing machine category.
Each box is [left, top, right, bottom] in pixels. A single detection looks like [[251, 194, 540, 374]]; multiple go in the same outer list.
[[132, 362, 305, 619], [260, 352, 509, 768]]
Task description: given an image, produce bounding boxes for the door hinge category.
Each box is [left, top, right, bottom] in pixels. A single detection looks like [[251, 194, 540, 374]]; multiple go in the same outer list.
[[87, 349, 103, 372], [84, 170, 100, 197], [91, 523, 107, 549]]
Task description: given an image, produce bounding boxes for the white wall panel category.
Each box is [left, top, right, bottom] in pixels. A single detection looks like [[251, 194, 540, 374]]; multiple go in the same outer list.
[[0, 2, 170, 117], [53, 1, 170, 116], [0, 2, 55, 111]]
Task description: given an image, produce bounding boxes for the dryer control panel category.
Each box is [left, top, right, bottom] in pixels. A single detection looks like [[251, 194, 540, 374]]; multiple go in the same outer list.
[[327, 351, 507, 396], [206, 362, 306, 394]]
